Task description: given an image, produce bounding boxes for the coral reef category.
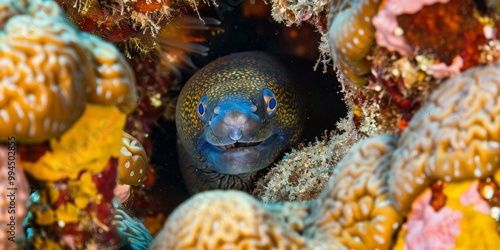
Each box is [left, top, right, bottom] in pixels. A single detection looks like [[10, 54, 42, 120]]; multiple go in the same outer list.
[[154, 59, 500, 248], [253, 119, 360, 202], [151, 135, 402, 249], [55, 0, 218, 57], [2, 0, 500, 248], [258, 0, 500, 205], [52, 0, 223, 242]]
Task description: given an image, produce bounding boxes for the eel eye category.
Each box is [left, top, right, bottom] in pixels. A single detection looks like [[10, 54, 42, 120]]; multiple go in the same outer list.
[[263, 88, 277, 117], [197, 95, 208, 122]]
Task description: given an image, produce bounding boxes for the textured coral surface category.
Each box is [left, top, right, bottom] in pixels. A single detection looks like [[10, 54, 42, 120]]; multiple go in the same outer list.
[[113, 201, 153, 250], [390, 64, 500, 213], [0, 0, 137, 143]]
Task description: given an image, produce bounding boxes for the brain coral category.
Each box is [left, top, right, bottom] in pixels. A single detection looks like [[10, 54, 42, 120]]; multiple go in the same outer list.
[[151, 135, 402, 250], [0, 0, 137, 143], [389, 64, 500, 213]]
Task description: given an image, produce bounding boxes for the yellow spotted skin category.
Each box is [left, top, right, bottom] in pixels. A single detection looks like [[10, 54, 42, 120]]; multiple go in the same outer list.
[[176, 52, 305, 193]]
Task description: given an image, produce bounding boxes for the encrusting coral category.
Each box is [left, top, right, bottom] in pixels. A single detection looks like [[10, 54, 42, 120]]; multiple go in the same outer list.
[[253, 118, 360, 202], [21, 104, 126, 181], [151, 135, 402, 249]]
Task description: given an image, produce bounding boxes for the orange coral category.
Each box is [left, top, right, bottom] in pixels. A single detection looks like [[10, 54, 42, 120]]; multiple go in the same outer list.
[[0, 1, 86, 143], [0, 0, 136, 143], [80, 34, 138, 113]]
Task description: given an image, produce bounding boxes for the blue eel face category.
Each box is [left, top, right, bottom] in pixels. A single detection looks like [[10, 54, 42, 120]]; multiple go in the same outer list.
[[197, 86, 286, 175], [176, 52, 304, 187]]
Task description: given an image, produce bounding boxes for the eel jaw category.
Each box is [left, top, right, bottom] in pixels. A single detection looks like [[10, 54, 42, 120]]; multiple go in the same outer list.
[[217, 141, 262, 150], [201, 134, 281, 175]]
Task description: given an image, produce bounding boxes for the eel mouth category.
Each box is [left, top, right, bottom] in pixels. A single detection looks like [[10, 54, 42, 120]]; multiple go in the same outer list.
[[217, 141, 262, 150]]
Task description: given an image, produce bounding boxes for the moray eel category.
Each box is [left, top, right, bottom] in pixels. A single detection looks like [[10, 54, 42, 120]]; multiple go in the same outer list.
[[176, 52, 305, 194]]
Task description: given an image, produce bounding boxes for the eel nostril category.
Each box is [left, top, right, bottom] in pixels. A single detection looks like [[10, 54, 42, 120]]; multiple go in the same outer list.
[[229, 128, 243, 141], [250, 104, 257, 113], [214, 106, 220, 115]]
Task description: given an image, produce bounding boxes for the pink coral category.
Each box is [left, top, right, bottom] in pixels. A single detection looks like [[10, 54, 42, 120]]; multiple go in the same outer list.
[[114, 184, 131, 204], [402, 190, 463, 250], [427, 56, 464, 79], [459, 181, 490, 214], [372, 0, 450, 56]]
